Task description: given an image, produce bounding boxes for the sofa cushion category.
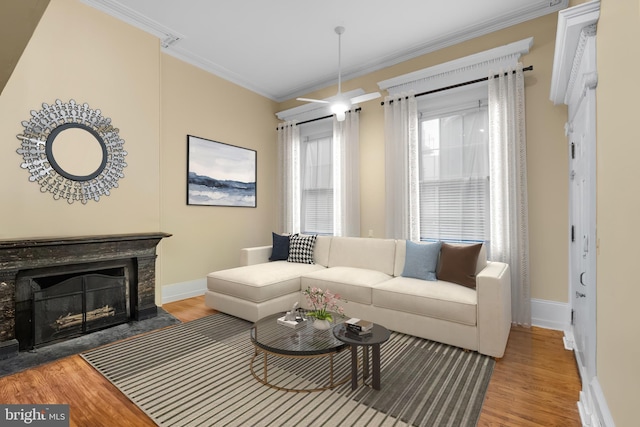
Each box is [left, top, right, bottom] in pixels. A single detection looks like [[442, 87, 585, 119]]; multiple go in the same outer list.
[[437, 243, 482, 289], [207, 261, 324, 303], [269, 232, 290, 261], [301, 267, 392, 305], [393, 240, 488, 277], [288, 234, 317, 264], [313, 235, 332, 267], [402, 240, 441, 281], [328, 237, 396, 275], [373, 277, 477, 326]]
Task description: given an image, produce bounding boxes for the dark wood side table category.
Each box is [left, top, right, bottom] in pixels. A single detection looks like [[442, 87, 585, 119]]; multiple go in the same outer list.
[[332, 322, 391, 390]]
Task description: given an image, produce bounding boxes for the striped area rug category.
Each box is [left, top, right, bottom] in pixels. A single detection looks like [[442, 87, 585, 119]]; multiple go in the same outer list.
[[81, 313, 493, 427]]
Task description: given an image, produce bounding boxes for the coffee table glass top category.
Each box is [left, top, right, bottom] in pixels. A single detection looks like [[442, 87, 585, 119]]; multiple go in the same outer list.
[[250, 312, 347, 356]]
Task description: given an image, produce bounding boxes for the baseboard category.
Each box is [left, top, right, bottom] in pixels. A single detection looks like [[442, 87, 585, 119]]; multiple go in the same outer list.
[[589, 377, 616, 427], [531, 298, 570, 331], [161, 279, 206, 304], [563, 329, 575, 351]]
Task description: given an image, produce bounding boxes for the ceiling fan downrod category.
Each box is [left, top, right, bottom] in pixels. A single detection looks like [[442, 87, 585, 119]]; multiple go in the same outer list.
[[295, 25, 380, 122], [335, 26, 345, 95]]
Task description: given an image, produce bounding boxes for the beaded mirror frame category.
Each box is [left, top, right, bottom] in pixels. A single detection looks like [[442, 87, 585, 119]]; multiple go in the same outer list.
[[16, 99, 127, 204]]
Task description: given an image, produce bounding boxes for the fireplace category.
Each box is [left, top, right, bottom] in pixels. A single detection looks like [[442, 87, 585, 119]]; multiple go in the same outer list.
[[0, 233, 170, 358], [15, 261, 132, 351]]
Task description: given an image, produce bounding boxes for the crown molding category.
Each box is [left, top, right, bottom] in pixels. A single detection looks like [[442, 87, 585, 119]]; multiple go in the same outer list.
[[164, 46, 276, 99], [82, 0, 568, 102], [277, 0, 567, 102], [80, 0, 276, 98], [80, 0, 183, 42], [549, 1, 600, 105]]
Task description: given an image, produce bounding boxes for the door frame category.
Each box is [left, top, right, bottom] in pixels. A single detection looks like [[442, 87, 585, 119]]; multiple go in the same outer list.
[[567, 72, 598, 424], [549, 2, 609, 426]]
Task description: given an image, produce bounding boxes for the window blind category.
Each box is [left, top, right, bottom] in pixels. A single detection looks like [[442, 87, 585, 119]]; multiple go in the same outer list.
[[419, 177, 489, 242], [301, 188, 333, 235], [300, 133, 333, 235]]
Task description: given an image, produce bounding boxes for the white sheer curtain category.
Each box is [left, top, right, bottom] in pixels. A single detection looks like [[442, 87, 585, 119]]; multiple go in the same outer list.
[[276, 121, 300, 234], [384, 93, 419, 240], [333, 110, 360, 236], [488, 63, 531, 326]]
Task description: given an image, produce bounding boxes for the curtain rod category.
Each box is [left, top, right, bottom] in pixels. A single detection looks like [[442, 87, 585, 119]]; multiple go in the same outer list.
[[380, 65, 533, 105], [277, 107, 361, 129]]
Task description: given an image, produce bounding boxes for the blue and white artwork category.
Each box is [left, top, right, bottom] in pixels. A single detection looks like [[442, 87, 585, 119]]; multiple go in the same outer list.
[[187, 135, 256, 207]]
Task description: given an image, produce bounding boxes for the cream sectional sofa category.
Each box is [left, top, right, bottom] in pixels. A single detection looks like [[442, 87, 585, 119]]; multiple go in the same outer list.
[[205, 236, 511, 358]]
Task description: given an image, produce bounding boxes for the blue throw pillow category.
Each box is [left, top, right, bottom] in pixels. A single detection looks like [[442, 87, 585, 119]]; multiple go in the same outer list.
[[269, 232, 290, 261], [401, 240, 442, 281]]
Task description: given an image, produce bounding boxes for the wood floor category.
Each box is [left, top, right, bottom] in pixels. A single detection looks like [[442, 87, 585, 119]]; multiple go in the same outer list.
[[0, 296, 581, 426]]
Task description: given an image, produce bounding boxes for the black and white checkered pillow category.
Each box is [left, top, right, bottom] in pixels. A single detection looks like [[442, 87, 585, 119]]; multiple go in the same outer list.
[[287, 234, 317, 264]]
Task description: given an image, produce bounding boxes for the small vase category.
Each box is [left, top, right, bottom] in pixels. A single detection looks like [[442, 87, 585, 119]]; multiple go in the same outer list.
[[313, 319, 331, 330]]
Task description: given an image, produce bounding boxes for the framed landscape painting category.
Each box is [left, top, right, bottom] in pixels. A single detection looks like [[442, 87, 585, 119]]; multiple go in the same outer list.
[[187, 135, 256, 207]]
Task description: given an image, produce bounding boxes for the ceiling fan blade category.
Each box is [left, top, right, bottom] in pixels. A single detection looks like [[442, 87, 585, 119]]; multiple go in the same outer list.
[[296, 97, 330, 104], [350, 92, 382, 104]]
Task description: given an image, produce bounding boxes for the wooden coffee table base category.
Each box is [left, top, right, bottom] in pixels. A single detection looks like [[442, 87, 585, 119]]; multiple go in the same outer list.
[[350, 343, 383, 390], [333, 323, 391, 391]]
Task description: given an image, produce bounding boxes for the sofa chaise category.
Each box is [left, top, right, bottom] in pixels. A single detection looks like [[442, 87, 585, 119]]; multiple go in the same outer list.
[[205, 235, 511, 358]]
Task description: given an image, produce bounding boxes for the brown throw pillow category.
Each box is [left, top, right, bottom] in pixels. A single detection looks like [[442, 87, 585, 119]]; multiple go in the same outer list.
[[437, 243, 483, 289]]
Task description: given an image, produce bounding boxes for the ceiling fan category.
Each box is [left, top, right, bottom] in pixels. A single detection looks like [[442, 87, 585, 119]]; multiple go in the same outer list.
[[297, 26, 381, 121]]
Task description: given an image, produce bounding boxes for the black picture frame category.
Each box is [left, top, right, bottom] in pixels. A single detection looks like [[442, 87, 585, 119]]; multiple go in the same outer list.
[[186, 135, 256, 207]]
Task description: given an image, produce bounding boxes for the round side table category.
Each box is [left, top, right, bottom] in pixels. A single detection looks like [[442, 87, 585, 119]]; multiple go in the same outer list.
[[332, 322, 390, 390]]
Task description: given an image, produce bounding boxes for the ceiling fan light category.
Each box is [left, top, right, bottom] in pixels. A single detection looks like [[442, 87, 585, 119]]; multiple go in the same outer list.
[[335, 111, 346, 122], [331, 101, 348, 116]]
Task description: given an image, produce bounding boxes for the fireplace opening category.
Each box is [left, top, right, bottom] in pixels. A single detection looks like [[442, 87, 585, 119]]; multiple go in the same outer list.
[[15, 260, 133, 351]]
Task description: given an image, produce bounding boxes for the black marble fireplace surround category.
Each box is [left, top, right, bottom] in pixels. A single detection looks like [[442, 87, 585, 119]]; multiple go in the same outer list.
[[0, 232, 171, 358]]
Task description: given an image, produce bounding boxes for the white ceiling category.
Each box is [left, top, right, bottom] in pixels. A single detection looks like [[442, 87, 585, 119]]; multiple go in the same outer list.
[[81, 0, 568, 102]]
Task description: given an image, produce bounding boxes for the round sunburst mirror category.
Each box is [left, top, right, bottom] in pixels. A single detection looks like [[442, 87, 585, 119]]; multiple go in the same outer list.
[[16, 99, 127, 204]]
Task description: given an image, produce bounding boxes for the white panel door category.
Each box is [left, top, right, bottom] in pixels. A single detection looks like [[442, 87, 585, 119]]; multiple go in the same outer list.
[[568, 86, 597, 384], [565, 32, 599, 426]]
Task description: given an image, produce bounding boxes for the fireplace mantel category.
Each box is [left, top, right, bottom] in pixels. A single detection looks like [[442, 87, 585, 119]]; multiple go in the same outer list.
[[0, 232, 171, 250], [0, 232, 171, 358]]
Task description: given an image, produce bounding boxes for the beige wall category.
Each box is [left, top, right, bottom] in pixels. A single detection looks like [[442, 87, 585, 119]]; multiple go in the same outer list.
[[0, 0, 279, 306], [596, 0, 640, 424], [279, 13, 570, 304], [0, 0, 161, 237], [4, 0, 636, 423], [0, 0, 572, 307], [159, 55, 278, 289]]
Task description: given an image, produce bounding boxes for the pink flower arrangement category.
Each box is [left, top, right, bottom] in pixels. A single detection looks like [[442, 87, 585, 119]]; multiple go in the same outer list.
[[302, 286, 345, 322]]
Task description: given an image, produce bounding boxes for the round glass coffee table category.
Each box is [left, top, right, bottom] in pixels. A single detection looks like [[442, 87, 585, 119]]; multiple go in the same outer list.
[[249, 312, 351, 392]]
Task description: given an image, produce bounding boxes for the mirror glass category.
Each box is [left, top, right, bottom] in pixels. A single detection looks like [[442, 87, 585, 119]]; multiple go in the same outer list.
[[50, 127, 104, 177]]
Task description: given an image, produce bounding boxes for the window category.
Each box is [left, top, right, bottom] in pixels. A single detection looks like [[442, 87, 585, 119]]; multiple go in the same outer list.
[[378, 38, 531, 242], [277, 109, 359, 237], [300, 122, 333, 235], [419, 104, 489, 243]]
